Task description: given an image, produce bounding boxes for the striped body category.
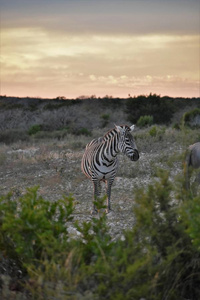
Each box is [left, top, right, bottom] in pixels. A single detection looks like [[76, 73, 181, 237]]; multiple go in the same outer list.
[[81, 125, 139, 213]]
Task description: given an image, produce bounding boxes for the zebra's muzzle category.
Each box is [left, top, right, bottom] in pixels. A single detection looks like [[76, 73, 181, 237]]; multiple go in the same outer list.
[[131, 149, 139, 161]]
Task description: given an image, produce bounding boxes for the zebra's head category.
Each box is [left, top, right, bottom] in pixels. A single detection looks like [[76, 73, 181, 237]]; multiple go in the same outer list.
[[115, 124, 139, 161]]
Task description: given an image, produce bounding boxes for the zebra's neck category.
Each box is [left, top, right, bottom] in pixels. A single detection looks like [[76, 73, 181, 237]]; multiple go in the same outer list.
[[103, 128, 118, 140], [103, 128, 120, 159]]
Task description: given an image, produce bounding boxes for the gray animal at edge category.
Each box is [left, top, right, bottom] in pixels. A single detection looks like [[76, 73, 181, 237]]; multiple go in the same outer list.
[[185, 142, 200, 190], [81, 124, 139, 214]]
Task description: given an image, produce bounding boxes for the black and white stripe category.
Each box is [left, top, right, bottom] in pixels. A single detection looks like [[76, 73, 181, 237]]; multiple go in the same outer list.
[[81, 124, 139, 213]]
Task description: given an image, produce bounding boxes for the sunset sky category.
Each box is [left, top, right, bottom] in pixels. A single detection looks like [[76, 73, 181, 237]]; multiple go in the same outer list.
[[1, 0, 199, 99]]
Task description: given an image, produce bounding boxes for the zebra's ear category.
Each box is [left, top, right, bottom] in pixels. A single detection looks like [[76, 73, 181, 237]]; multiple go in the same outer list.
[[115, 124, 123, 133], [130, 125, 135, 132]]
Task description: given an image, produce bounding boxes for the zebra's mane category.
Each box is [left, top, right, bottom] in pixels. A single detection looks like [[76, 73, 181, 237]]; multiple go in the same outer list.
[[103, 125, 130, 141]]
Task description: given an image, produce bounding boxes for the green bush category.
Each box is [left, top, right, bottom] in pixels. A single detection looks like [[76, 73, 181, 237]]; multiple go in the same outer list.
[[75, 127, 92, 136], [91, 170, 200, 300], [182, 108, 200, 128], [0, 103, 23, 110], [137, 115, 153, 127], [75, 197, 112, 265], [149, 125, 157, 137], [28, 124, 42, 135], [183, 195, 200, 250], [101, 114, 110, 127], [1, 173, 200, 299], [126, 94, 176, 124], [0, 187, 74, 266]]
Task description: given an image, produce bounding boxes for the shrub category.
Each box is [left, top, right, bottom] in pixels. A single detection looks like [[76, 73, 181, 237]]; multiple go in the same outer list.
[[182, 195, 200, 250], [33, 129, 69, 140], [0, 129, 29, 144], [182, 108, 200, 128], [43, 99, 80, 110], [101, 114, 110, 127], [75, 127, 92, 136], [172, 122, 180, 130], [92, 170, 200, 300], [137, 115, 153, 127], [0, 187, 74, 266], [126, 94, 176, 124], [149, 125, 157, 137], [1, 172, 200, 299], [129, 170, 200, 299], [28, 124, 42, 135], [26, 103, 38, 112], [0, 152, 6, 165]]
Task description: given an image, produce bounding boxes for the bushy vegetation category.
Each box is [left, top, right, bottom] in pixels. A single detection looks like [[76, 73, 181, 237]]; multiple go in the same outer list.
[[0, 129, 29, 144], [126, 94, 200, 126], [0, 95, 200, 139], [0, 187, 74, 266], [136, 115, 153, 127], [28, 124, 42, 135], [0, 171, 200, 299], [72, 127, 92, 136], [182, 108, 200, 128], [148, 125, 166, 138], [101, 113, 110, 127], [43, 99, 81, 110], [126, 93, 177, 124]]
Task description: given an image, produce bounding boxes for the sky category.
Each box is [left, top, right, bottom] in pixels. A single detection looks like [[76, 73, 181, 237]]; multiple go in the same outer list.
[[0, 0, 200, 99]]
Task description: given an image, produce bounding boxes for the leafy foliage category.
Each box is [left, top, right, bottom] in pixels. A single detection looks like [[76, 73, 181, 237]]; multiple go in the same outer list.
[[44, 99, 80, 110], [182, 108, 200, 128], [0, 129, 29, 144], [86, 170, 200, 300], [74, 127, 92, 136], [127, 170, 200, 299], [101, 113, 110, 127], [182, 194, 200, 250], [149, 125, 157, 137], [0, 187, 74, 266], [0, 173, 200, 299], [137, 115, 153, 127], [126, 93, 177, 124], [28, 124, 42, 135]]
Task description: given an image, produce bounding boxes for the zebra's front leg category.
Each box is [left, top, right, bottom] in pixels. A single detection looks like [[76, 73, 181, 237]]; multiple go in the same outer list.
[[106, 178, 114, 213], [92, 179, 100, 215]]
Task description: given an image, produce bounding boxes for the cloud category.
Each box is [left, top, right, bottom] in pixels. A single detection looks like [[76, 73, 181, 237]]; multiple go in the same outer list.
[[1, 0, 199, 35], [1, 0, 199, 99], [2, 28, 198, 78], [85, 74, 199, 98]]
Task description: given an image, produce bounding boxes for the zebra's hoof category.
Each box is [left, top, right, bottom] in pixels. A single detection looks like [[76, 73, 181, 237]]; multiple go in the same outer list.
[[91, 209, 98, 215], [105, 208, 113, 214]]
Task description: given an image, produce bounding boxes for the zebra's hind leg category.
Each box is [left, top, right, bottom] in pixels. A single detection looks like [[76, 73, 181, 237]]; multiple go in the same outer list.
[[105, 179, 114, 214]]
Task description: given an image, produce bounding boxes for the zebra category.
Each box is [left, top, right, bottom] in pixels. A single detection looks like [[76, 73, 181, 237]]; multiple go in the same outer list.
[[185, 142, 200, 190], [81, 124, 139, 214]]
